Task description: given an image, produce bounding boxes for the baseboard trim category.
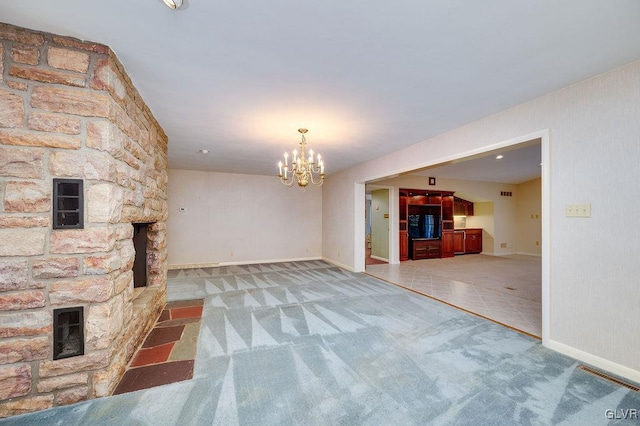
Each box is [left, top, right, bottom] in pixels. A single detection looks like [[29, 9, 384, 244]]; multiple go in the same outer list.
[[370, 255, 389, 262], [168, 256, 322, 270], [546, 339, 640, 384], [168, 262, 220, 270], [322, 257, 355, 272], [483, 251, 517, 257]]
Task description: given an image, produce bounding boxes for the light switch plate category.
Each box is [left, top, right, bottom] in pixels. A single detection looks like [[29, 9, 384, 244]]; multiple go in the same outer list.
[[565, 204, 591, 217]]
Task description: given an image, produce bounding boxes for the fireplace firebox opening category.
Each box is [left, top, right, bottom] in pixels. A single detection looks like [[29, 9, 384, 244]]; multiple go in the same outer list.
[[133, 223, 151, 288]]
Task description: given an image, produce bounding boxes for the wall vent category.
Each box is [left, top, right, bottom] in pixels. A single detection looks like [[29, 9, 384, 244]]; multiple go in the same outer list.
[[53, 307, 84, 360], [500, 191, 513, 197], [577, 365, 640, 392]]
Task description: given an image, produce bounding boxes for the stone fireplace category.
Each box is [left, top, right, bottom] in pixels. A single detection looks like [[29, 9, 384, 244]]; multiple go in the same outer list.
[[0, 23, 168, 417]]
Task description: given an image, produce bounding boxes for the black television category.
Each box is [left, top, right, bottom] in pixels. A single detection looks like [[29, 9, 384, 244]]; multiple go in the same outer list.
[[408, 214, 440, 239]]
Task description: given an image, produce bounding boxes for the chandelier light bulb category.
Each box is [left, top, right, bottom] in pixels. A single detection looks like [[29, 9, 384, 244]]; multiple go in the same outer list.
[[163, 0, 184, 9]]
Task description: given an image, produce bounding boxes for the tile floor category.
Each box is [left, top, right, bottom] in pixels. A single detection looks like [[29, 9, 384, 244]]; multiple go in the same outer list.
[[113, 299, 204, 395], [366, 254, 542, 337]]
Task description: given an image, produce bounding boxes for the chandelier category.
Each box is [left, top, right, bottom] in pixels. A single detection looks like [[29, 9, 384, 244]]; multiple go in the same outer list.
[[278, 128, 325, 188]]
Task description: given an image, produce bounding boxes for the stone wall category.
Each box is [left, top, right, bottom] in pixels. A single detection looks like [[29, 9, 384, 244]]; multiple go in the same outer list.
[[0, 23, 168, 417]]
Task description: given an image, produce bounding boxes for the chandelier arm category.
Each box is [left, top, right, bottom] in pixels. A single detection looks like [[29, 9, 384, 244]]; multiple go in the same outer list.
[[308, 170, 325, 185], [280, 174, 296, 187]]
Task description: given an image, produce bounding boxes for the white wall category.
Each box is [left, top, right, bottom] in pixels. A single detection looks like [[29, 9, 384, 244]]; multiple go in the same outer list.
[[516, 178, 542, 256], [168, 169, 322, 266], [322, 60, 640, 380]]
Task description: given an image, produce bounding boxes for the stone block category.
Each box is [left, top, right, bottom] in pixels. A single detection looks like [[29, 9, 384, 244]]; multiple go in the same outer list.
[[0, 336, 49, 364], [0, 129, 81, 149], [0, 365, 31, 401], [6, 81, 28, 91], [32, 257, 79, 279], [114, 223, 133, 241], [0, 291, 46, 311], [118, 240, 135, 272], [47, 47, 90, 73], [52, 36, 109, 54], [0, 44, 3, 83], [0, 260, 28, 291], [91, 58, 126, 100], [0, 24, 45, 46], [92, 357, 125, 398], [49, 227, 115, 254], [49, 277, 113, 305], [147, 274, 166, 288], [86, 120, 111, 152], [10, 44, 40, 65], [114, 271, 133, 295], [0, 395, 54, 418], [39, 351, 109, 378], [0, 228, 46, 256], [55, 385, 89, 406], [0, 89, 25, 128], [0, 146, 44, 178], [31, 86, 109, 117], [28, 111, 81, 135], [148, 221, 166, 232], [36, 372, 88, 393], [3, 180, 50, 213], [0, 311, 51, 338], [111, 106, 139, 142], [83, 254, 121, 275], [147, 250, 167, 275], [10, 65, 85, 88], [0, 216, 50, 228], [49, 150, 115, 181], [86, 294, 123, 350], [87, 183, 123, 223]]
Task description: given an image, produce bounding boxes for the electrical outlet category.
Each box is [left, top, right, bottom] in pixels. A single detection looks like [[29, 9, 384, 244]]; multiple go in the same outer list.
[[566, 204, 591, 217]]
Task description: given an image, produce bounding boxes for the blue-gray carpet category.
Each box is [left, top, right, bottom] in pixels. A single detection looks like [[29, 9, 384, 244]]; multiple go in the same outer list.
[[3, 261, 639, 425]]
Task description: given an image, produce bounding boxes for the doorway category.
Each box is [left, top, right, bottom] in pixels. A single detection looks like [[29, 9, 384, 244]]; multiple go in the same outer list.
[[360, 131, 548, 340]]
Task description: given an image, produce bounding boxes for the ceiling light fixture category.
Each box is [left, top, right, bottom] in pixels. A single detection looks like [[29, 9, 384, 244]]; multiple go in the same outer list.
[[200, 149, 209, 154], [278, 128, 325, 189], [496, 154, 504, 160], [162, 0, 184, 9]]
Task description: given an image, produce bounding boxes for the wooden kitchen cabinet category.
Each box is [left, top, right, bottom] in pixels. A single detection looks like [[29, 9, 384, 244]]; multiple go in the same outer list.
[[441, 230, 454, 258], [454, 197, 474, 216], [412, 239, 441, 259], [399, 231, 409, 261], [464, 229, 483, 253], [453, 230, 465, 254]]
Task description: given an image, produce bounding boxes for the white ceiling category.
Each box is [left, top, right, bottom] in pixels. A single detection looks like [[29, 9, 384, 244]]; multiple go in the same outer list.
[[411, 139, 542, 185], [2, 1, 640, 180]]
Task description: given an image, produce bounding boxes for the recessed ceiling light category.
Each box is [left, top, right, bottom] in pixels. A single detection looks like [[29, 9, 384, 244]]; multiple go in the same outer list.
[[496, 155, 504, 160], [200, 149, 209, 154], [163, 0, 183, 9]]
